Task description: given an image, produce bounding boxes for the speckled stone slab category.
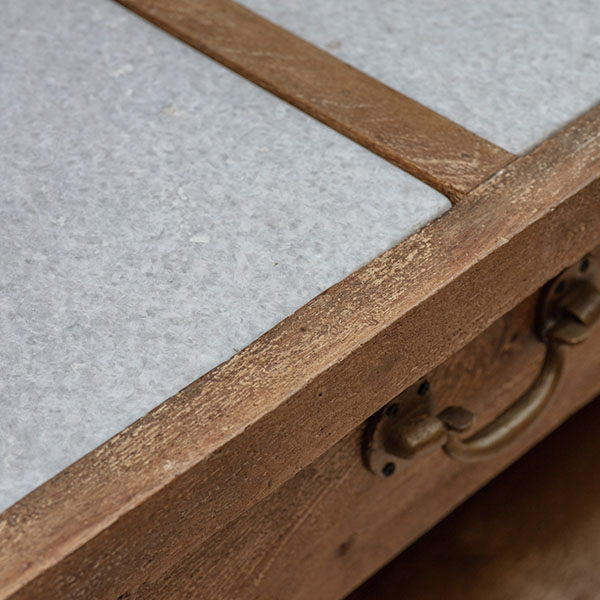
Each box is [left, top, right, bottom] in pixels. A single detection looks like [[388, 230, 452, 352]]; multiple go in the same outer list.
[[0, 0, 449, 511], [243, 0, 600, 154]]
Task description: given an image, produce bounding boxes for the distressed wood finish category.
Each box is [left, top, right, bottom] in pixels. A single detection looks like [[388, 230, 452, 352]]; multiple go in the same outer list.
[[130, 275, 600, 600], [348, 397, 600, 600], [115, 0, 514, 200], [1, 103, 599, 600]]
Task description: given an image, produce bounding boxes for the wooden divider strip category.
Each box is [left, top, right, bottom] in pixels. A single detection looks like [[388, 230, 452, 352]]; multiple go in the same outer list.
[[115, 0, 515, 200]]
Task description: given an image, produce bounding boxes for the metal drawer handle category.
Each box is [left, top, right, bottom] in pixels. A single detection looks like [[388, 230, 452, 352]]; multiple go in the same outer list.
[[444, 277, 600, 462], [363, 256, 600, 476]]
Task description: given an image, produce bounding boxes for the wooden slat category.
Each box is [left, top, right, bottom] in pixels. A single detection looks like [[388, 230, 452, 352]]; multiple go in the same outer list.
[[115, 0, 515, 200], [348, 397, 600, 600], [131, 272, 600, 600], [1, 103, 599, 600]]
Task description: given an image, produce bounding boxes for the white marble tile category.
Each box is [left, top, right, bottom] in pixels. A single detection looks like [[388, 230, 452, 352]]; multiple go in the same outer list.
[[243, 0, 600, 154], [0, 0, 449, 511]]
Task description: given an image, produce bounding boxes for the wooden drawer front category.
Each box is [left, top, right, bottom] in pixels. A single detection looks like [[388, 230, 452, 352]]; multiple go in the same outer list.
[[348, 397, 600, 600], [125, 250, 600, 600]]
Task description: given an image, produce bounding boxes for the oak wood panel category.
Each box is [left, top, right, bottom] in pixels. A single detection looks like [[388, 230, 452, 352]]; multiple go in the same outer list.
[[1, 108, 599, 600], [129, 274, 600, 600], [114, 0, 515, 200], [348, 397, 600, 600]]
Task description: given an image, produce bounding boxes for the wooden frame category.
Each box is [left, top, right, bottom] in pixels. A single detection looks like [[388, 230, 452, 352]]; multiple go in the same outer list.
[[1, 2, 599, 599]]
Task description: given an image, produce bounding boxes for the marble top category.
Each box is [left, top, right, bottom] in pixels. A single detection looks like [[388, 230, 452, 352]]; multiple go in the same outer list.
[[0, 0, 448, 511]]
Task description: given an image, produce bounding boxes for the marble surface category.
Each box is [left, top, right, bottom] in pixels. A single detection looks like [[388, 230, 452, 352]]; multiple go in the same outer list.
[[0, 0, 449, 511], [243, 0, 600, 154]]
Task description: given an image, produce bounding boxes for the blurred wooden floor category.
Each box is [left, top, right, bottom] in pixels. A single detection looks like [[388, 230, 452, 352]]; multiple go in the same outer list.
[[347, 397, 600, 600]]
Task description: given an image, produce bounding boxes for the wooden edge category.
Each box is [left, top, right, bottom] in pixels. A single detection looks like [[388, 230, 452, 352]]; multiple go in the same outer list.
[[114, 0, 515, 200], [1, 100, 599, 599]]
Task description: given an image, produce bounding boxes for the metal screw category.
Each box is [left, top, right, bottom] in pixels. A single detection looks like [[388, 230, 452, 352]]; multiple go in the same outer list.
[[418, 380, 430, 396], [382, 462, 396, 477], [386, 403, 400, 417], [580, 257, 591, 273]]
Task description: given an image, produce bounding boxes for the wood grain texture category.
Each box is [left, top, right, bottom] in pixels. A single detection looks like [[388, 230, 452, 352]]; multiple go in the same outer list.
[[348, 397, 600, 600], [1, 102, 599, 599], [114, 0, 515, 200], [126, 277, 600, 600], [1, 100, 600, 600]]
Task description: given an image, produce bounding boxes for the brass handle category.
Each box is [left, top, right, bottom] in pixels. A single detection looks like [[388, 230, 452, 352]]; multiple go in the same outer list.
[[363, 256, 600, 477], [443, 277, 600, 462], [443, 342, 563, 462]]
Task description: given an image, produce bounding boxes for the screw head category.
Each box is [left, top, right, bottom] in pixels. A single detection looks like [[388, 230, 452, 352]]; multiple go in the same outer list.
[[580, 257, 591, 273], [382, 462, 396, 477], [386, 403, 400, 417]]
